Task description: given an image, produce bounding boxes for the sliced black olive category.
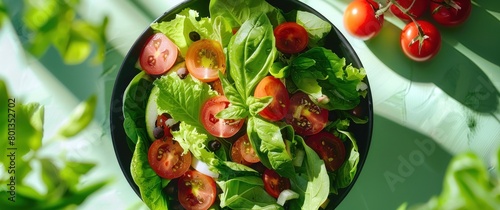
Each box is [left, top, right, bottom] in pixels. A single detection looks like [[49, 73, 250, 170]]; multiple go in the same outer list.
[[176, 67, 188, 79], [153, 126, 165, 139], [189, 31, 200, 41], [208, 139, 222, 152]]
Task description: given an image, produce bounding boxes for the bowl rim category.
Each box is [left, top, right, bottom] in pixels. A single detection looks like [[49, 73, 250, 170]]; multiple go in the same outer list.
[[109, 0, 374, 208]]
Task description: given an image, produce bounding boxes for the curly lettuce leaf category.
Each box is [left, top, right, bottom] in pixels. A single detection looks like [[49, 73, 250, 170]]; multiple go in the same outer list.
[[153, 73, 217, 132]]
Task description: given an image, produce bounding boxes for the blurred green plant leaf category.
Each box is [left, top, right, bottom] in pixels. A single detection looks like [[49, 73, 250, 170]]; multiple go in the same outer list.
[[57, 94, 97, 138], [60, 161, 96, 191], [22, 0, 107, 65]]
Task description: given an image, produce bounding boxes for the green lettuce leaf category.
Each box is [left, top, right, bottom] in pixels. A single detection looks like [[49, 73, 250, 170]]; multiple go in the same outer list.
[[332, 130, 360, 190], [130, 132, 168, 210], [172, 122, 220, 168], [289, 47, 366, 110], [151, 8, 214, 57], [209, 0, 284, 29], [154, 73, 217, 132], [295, 10, 332, 48], [122, 71, 154, 145]]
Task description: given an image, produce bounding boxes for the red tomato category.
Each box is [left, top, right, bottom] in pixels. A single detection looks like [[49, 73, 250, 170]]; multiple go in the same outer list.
[[430, 0, 471, 26], [390, 0, 429, 22], [235, 134, 260, 163], [274, 22, 309, 54], [147, 138, 191, 179], [343, 0, 384, 40], [254, 76, 290, 121], [262, 169, 291, 199], [201, 96, 244, 138], [230, 136, 253, 166], [139, 33, 178, 76], [178, 170, 217, 210], [400, 20, 441, 62], [186, 39, 226, 82], [306, 131, 346, 171], [285, 92, 328, 136]]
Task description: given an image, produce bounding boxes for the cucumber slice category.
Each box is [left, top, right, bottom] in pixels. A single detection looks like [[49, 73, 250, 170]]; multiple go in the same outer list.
[[145, 85, 160, 140], [145, 62, 186, 140]]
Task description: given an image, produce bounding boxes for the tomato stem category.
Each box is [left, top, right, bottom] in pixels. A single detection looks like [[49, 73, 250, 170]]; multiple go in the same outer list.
[[375, 1, 392, 17]]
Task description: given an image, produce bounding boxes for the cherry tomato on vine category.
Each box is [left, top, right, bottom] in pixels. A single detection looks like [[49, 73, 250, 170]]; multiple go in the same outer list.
[[254, 76, 290, 121], [186, 39, 226, 82], [177, 170, 217, 210], [139, 33, 179, 76], [306, 131, 346, 171], [390, 0, 429, 22], [147, 138, 192, 179], [430, 0, 472, 27], [262, 169, 291, 199], [343, 0, 384, 40], [274, 22, 309, 54], [400, 20, 441, 62]]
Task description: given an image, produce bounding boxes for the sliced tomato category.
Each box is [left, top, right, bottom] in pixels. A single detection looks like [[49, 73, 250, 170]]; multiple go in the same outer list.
[[147, 138, 191, 179], [254, 76, 290, 121], [201, 96, 244, 138], [139, 33, 178, 75], [274, 22, 309, 54], [178, 170, 217, 210], [262, 169, 291, 199], [230, 136, 253, 166], [235, 134, 260, 163], [185, 39, 226, 82], [306, 131, 346, 171], [285, 92, 328, 136]]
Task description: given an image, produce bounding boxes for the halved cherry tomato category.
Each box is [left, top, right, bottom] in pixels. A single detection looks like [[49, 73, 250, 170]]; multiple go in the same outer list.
[[285, 92, 328, 136], [185, 39, 226, 82], [178, 170, 217, 210], [147, 138, 192, 179], [254, 76, 290, 121], [262, 169, 291, 199], [390, 0, 429, 22], [400, 20, 441, 62], [201, 95, 244, 138], [430, 0, 471, 27], [235, 134, 260, 163], [274, 22, 309, 54], [306, 131, 346, 171], [343, 0, 384, 40], [139, 33, 178, 75], [230, 136, 253, 166]]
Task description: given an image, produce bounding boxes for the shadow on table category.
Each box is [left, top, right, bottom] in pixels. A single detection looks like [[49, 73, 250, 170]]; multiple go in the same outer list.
[[364, 8, 500, 115], [338, 114, 452, 210]]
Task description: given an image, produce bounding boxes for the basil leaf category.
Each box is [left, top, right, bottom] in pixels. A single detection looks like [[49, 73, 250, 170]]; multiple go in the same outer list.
[[289, 135, 330, 210], [228, 13, 276, 100], [247, 96, 273, 117], [247, 117, 295, 178], [218, 176, 283, 210]]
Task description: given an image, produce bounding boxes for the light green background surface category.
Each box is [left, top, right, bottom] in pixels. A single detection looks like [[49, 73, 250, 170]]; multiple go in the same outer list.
[[1, 0, 499, 209]]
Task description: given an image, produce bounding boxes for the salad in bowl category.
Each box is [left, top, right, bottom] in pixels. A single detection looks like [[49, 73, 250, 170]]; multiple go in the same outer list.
[[110, 0, 373, 209]]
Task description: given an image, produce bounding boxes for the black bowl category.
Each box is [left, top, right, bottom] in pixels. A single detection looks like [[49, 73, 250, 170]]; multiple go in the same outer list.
[[110, 0, 373, 209]]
